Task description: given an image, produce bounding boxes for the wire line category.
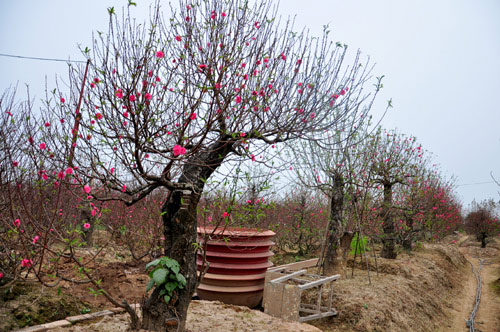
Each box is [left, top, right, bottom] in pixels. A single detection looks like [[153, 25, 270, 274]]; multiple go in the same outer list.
[[456, 181, 497, 187], [0, 53, 86, 64]]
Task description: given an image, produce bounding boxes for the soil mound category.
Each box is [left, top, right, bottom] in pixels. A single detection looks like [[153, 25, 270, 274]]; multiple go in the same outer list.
[[309, 243, 469, 332], [0, 282, 92, 331]]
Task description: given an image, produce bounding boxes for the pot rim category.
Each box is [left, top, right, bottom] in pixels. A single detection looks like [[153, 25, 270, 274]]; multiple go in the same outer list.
[[197, 226, 275, 237]]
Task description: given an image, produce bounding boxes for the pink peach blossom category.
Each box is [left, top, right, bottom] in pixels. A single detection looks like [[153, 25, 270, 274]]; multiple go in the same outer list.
[[21, 259, 32, 268], [173, 145, 186, 157], [84, 185, 91, 194]]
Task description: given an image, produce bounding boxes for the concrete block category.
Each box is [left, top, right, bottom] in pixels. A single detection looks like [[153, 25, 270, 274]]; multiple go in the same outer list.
[[66, 313, 92, 324], [281, 285, 301, 321], [13, 326, 48, 332], [41, 320, 71, 329], [263, 281, 284, 317]]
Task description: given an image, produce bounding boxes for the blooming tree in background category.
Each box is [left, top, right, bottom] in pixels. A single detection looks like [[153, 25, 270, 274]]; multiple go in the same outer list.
[[365, 129, 426, 259], [290, 88, 386, 273], [465, 199, 500, 248], [395, 168, 462, 248]]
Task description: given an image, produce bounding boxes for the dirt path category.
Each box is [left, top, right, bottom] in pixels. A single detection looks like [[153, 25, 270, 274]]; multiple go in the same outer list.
[[445, 253, 476, 332], [470, 247, 500, 332], [446, 238, 500, 332]]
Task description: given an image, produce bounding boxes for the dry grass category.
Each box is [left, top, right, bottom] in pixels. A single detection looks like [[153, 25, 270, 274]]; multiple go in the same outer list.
[[306, 243, 469, 332]]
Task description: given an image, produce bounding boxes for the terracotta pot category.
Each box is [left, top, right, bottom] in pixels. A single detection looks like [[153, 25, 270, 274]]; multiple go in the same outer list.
[[196, 226, 275, 308]]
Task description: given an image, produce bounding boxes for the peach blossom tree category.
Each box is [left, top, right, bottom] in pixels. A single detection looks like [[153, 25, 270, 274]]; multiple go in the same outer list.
[[44, 0, 381, 330]]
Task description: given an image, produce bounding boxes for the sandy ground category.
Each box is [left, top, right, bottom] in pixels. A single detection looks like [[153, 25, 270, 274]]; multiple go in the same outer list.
[[7, 234, 500, 332], [443, 235, 500, 332], [444, 254, 476, 332], [461, 242, 500, 332], [50, 300, 321, 332]]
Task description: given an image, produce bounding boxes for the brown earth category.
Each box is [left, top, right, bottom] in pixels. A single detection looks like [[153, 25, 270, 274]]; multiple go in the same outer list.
[[456, 235, 500, 332], [49, 300, 321, 332], [3, 234, 500, 332], [0, 282, 92, 331], [307, 241, 470, 332]]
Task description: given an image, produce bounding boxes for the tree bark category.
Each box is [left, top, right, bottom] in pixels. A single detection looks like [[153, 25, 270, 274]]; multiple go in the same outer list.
[[402, 238, 412, 251], [479, 232, 487, 248], [380, 183, 397, 259], [141, 189, 199, 332], [323, 174, 344, 274], [81, 205, 95, 247], [141, 140, 235, 332]]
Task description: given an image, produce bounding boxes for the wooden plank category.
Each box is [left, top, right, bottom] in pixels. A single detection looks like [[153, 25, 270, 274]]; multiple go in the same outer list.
[[298, 274, 340, 290], [290, 278, 310, 284], [300, 303, 333, 311], [299, 311, 337, 322], [268, 258, 319, 272], [299, 307, 333, 314], [317, 284, 323, 312], [270, 269, 306, 284], [328, 284, 333, 310]]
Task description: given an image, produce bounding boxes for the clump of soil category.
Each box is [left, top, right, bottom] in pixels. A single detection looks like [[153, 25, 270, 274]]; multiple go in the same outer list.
[[56, 260, 149, 309], [0, 282, 93, 331], [306, 243, 469, 332]]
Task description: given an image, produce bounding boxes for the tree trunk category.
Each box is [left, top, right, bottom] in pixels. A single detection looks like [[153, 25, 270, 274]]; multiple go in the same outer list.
[[380, 183, 397, 259], [402, 238, 412, 251], [141, 140, 235, 332], [81, 205, 95, 247], [323, 174, 344, 274], [141, 189, 198, 332], [479, 232, 487, 248]]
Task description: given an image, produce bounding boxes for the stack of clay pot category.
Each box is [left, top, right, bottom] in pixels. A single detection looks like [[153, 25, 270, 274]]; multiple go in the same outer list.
[[196, 226, 275, 308]]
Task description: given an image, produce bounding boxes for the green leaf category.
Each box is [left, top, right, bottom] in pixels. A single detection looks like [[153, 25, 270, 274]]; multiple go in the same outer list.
[[152, 268, 168, 285], [163, 295, 171, 303], [164, 282, 178, 293], [170, 265, 180, 275], [145, 258, 160, 270], [146, 279, 155, 292], [176, 273, 186, 287]]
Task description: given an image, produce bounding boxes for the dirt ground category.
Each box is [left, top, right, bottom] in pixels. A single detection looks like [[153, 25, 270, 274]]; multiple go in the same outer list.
[[307, 241, 470, 332], [49, 300, 321, 332], [454, 235, 500, 332], [3, 234, 500, 332]]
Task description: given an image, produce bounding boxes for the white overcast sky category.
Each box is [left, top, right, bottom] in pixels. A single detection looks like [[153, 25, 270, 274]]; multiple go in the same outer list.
[[1, 0, 499, 206]]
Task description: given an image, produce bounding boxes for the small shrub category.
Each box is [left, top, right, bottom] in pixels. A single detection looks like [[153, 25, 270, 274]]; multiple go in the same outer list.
[[350, 233, 369, 255]]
